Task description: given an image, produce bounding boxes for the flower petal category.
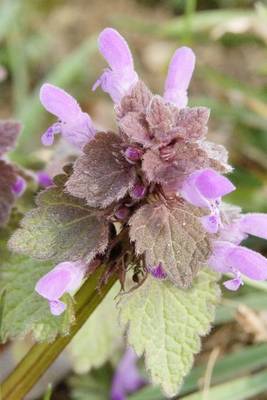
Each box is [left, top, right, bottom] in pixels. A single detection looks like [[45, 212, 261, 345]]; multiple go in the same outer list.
[[111, 347, 146, 400], [60, 112, 96, 149], [180, 172, 210, 208], [148, 263, 168, 280], [223, 277, 243, 291], [49, 300, 66, 316], [36, 171, 53, 188], [35, 261, 86, 301], [12, 176, 26, 197], [239, 213, 267, 240], [98, 28, 134, 71], [201, 214, 220, 234], [208, 241, 235, 273], [227, 246, 267, 281], [195, 169, 235, 199], [164, 47, 195, 108], [40, 83, 81, 121]]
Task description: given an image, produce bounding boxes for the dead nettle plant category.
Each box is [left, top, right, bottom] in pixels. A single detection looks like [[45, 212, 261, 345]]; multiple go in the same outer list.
[[2, 28, 267, 398]]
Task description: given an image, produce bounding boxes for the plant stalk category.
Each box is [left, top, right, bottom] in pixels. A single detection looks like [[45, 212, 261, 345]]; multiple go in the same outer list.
[[1, 266, 116, 400]]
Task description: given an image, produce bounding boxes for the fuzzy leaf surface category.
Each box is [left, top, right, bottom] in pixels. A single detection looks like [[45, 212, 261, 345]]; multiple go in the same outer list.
[[66, 132, 136, 208], [68, 283, 122, 373], [129, 201, 210, 288], [9, 182, 109, 263], [0, 120, 21, 156], [0, 223, 73, 342], [117, 80, 152, 116], [0, 160, 16, 227], [118, 270, 219, 397]]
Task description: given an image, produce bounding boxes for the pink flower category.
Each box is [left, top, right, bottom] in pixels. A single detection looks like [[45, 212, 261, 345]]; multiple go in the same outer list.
[[93, 28, 138, 104], [40, 84, 96, 149], [35, 261, 87, 315], [163, 47, 196, 108], [147, 263, 167, 280], [11, 176, 26, 197], [111, 347, 146, 400], [180, 168, 235, 233], [36, 171, 53, 188], [209, 213, 267, 290]]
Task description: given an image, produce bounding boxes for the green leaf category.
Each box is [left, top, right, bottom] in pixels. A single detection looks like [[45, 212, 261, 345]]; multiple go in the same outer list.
[[118, 269, 219, 397], [130, 343, 267, 399], [68, 283, 122, 373], [9, 180, 109, 264], [0, 225, 74, 343]]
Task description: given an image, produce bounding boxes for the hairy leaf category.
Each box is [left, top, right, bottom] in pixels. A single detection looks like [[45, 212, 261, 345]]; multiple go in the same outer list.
[[0, 120, 21, 156], [119, 112, 151, 147], [66, 132, 136, 208], [201, 140, 232, 173], [129, 201, 211, 288], [9, 182, 109, 263], [118, 270, 219, 397], [0, 224, 73, 342], [117, 80, 152, 116], [0, 160, 16, 227], [68, 283, 122, 373], [146, 96, 174, 143], [173, 107, 210, 141]]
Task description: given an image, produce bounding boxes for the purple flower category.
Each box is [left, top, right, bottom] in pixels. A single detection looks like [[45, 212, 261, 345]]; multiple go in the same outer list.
[[115, 206, 130, 220], [36, 171, 53, 188], [93, 28, 138, 103], [181, 169, 235, 209], [40, 84, 96, 149], [11, 176, 26, 197], [147, 263, 167, 280], [163, 47, 196, 108], [209, 212, 267, 290], [124, 147, 142, 162], [131, 183, 146, 200], [111, 347, 146, 400], [210, 242, 267, 290], [35, 261, 87, 315], [238, 213, 267, 240], [180, 168, 235, 233]]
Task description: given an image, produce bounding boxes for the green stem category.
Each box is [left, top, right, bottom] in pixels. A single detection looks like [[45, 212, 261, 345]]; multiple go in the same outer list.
[[1, 267, 116, 400]]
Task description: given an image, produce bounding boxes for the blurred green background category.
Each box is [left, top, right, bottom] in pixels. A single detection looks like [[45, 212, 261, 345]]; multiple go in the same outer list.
[[0, 0, 267, 399]]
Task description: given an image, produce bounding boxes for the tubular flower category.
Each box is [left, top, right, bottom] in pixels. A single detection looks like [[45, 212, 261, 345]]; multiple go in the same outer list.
[[35, 261, 87, 315], [111, 347, 146, 400], [93, 28, 138, 103], [37, 27, 267, 296], [40, 83, 96, 149]]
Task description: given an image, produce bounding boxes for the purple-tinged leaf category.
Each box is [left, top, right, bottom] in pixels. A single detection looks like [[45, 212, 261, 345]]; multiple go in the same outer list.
[[129, 200, 211, 288], [142, 141, 209, 186], [145, 96, 175, 143], [0, 120, 21, 156], [0, 161, 17, 227], [116, 81, 153, 116], [66, 132, 136, 208], [119, 112, 151, 147], [200, 140, 232, 173], [173, 107, 210, 141]]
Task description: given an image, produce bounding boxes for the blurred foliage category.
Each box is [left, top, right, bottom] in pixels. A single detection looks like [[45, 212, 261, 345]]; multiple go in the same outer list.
[[0, 0, 267, 399]]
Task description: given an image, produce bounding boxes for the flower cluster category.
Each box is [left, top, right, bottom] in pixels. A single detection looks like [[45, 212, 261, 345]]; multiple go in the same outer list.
[[34, 28, 267, 314]]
